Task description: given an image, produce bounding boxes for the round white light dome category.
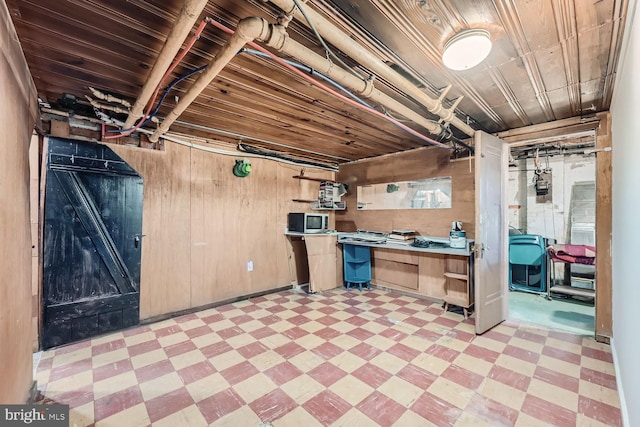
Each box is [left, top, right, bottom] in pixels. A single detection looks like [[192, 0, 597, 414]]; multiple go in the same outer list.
[[442, 29, 492, 71]]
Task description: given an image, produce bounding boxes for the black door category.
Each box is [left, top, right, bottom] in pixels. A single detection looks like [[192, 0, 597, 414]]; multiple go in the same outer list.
[[42, 138, 143, 349]]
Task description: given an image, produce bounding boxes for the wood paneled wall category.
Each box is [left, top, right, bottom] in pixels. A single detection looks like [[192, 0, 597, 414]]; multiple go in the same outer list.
[[336, 146, 476, 237], [0, 1, 39, 403], [109, 143, 334, 320]]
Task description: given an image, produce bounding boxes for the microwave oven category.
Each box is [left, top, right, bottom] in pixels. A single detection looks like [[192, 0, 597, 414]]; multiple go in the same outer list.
[[288, 212, 330, 234]]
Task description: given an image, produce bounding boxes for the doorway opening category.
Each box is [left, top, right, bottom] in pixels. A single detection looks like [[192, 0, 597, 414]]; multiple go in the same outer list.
[[506, 133, 596, 335]]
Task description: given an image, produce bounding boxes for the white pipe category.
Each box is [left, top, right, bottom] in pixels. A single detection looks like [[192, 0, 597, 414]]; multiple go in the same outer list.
[[89, 87, 132, 108], [41, 107, 103, 124], [167, 136, 338, 170], [102, 113, 338, 170], [265, 0, 475, 137], [264, 25, 443, 135], [123, 0, 209, 129], [85, 96, 160, 123], [85, 96, 129, 115], [150, 17, 271, 142], [174, 119, 352, 161]]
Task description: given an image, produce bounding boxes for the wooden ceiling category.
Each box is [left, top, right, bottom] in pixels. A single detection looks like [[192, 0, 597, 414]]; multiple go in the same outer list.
[[6, 0, 629, 164]]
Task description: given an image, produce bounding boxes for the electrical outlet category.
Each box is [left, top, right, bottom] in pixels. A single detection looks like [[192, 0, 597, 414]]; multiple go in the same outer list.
[[247, 260, 253, 272]]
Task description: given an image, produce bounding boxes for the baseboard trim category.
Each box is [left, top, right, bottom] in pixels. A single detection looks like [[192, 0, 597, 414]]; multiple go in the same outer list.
[[369, 283, 442, 305], [25, 380, 38, 404], [40, 285, 297, 352], [595, 333, 611, 344], [140, 284, 294, 325], [610, 338, 630, 427]]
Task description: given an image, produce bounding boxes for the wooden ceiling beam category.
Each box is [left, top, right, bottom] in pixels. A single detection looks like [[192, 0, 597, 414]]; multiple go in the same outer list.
[[497, 116, 599, 146]]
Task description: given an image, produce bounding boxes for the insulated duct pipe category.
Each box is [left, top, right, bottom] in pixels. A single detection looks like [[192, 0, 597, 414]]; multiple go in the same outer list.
[[123, 0, 209, 129], [149, 17, 271, 142], [263, 25, 443, 135], [264, 0, 476, 137]]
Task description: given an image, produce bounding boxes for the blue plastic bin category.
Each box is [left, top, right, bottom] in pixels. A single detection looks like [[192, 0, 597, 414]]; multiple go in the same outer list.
[[509, 234, 547, 293]]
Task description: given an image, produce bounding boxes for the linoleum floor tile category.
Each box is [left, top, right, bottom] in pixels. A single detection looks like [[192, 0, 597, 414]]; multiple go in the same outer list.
[[34, 288, 622, 427]]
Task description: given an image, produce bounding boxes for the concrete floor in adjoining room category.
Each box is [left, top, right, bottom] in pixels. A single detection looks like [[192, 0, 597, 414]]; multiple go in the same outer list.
[[508, 290, 595, 336]]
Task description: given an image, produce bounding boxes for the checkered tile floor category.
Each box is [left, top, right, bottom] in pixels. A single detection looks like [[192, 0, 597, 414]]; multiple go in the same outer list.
[[34, 288, 622, 426]]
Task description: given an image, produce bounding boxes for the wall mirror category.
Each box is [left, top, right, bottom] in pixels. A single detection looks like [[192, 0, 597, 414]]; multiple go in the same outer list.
[[356, 177, 452, 210]]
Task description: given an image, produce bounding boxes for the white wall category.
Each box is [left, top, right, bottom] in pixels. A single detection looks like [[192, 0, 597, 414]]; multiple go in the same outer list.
[[508, 155, 595, 242], [610, 0, 639, 425]]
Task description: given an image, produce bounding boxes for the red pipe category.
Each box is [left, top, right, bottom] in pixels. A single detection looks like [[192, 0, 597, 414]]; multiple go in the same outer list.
[[105, 19, 209, 140], [101, 108, 105, 139]]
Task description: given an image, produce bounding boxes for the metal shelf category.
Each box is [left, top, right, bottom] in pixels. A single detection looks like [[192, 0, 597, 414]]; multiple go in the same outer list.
[[311, 200, 346, 210], [549, 284, 595, 298], [292, 175, 336, 183]]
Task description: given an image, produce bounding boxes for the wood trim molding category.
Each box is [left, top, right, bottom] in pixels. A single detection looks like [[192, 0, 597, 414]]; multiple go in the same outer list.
[[498, 113, 613, 341], [595, 111, 613, 340], [497, 116, 600, 145]]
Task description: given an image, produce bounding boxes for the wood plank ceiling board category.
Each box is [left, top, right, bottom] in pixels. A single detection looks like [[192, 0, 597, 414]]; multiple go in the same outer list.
[[6, 0, 631, 162]]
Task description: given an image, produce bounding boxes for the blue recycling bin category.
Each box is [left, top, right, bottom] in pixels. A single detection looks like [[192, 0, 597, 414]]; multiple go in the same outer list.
[[509, 234, 547, 293], [342, 244, 371, 291]]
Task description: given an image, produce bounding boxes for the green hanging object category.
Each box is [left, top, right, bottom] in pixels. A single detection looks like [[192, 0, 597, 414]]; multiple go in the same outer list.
[[233, 159, 252, 177], [386, 183, 399, 193]]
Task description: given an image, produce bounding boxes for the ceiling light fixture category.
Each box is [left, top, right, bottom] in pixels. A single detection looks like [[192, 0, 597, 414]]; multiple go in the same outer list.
[[442, 29, 492, 71]]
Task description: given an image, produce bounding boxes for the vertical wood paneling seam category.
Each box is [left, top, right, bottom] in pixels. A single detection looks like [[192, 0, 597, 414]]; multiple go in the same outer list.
[[492, 0, 556, 122]]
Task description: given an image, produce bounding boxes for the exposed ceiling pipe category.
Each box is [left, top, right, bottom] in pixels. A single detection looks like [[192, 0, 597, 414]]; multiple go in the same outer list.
[[149, 17, 449, 147], [89, 87, 131, 108], [174, 120, 352, 161], [85, 96, 159, 123], [263, 25, 444, 136], [149, 17, 271, 142], [264, 0, 476, 137], [206, 19, 450, 148], [123, 0, 209, 129]]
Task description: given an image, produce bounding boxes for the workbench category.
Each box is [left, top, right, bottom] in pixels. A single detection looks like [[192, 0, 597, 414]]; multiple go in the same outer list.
[[337, 234, 475, 317]]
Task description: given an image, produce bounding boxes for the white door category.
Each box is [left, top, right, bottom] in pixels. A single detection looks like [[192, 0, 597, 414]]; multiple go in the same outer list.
[[474, 131, 509, 334]]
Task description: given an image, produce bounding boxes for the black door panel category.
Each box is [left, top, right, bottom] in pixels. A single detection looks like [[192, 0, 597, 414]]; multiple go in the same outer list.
[[42, 138, 143, 349]]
